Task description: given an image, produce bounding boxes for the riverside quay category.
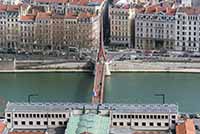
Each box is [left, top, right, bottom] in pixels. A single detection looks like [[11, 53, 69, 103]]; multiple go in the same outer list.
[[5, 102, 178, 131]]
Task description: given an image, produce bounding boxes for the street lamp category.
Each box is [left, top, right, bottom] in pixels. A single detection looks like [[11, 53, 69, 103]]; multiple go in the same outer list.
[[154, 94, 165, 104], [28, 94, 39, 103]]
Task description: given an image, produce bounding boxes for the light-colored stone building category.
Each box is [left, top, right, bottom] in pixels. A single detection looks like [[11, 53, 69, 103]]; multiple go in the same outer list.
[[5, 102, 178, 131], [135, 5, 176, 50], [109, 6, 131, 48], [175, 7, 200, 52]]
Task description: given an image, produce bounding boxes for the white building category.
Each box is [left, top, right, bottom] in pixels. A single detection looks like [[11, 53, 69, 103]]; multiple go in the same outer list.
[[5, 102, 178, 132], [175, 7, 200, 52], [177, 0, 200, 7], [135, 6, 176, 50]]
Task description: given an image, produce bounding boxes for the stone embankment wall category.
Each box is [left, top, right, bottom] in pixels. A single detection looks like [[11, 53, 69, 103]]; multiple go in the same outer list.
[[16, 60, 92, 70], [110, 61, 200, 72], [0, 60, 15, 70]]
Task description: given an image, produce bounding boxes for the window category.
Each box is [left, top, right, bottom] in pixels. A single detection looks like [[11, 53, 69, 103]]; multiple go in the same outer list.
[[143, 115, 145, 119], [134, 122, 138, 126], [147, 115, 149, 119], [59, 121, 63, 125], [154, 115, 157, 119], [172, 115, 176, 119], [135, 115, 138, 119], [119, 122, 123, 126], [124, 115, 127, 119], [7, 119, 11, 123], [142, 122, 146, 126], [113, 115, 116, 118], [14, 114, 17, 118], [21, 121, 26, 125], [165, 115, 168, 119], [128, 115, 131, 119], [37, 114, 40, 118], [157, 122, 161, 126], [36, 121, 40, 125], [172, 120, 175, 124], [165, 123, 169, 126], [7, 114, 11, 117], [63, 114, 66, 118], [51, 121, 55, 125], [132, 115, 134, 119], [161, 115, 164, 119], [127, 122, 131, 126], [150, 115, 153, 119], [150, 122, 154, 126], [121, 115, 123, 119], [14, 121, 18, 125], [113, 122, 117, 126], [158, 115, 160, 119], [29, 121, 33, 125], [44, 121, 48, 125], [139, 115, 142, 119]]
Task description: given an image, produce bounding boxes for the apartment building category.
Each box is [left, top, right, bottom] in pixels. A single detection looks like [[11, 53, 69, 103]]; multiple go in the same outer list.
[[109, 5, 131, 48], [31, 0, 103, 15], [175, 7, 200, 52], [19, 15, 35, 52], [6, 5, 20, 49], [0, 4, 100, 54], [135, 6, 176, 50]]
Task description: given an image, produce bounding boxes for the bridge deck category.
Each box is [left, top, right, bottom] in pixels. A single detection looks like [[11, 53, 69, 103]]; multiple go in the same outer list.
[[92, 62, 105, 104]]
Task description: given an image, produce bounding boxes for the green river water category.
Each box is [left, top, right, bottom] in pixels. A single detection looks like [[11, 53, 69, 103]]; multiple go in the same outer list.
[[0, 72, 199, 112]]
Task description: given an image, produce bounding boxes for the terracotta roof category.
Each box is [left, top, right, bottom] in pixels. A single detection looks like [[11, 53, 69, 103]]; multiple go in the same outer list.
[[33, 0, 68, 4], [0, 122, 6, 134], [78, 12, 93, 19], [32, 0, 103, 5], [9, 132, 45, 134], [20, 15, 35, 21], [138, 5, 176, 16], [35, 12, 51, 19], [6, 5, 20, 11], [65, 12, 77, 19], [178, 7, 200, 15], [176, 119, 195, 134], [0, 4, 7, 12], [0, 4, 19, 12]]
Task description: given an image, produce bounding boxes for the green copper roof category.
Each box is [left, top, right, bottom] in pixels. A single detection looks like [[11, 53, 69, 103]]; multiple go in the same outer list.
[[65, 113, 110, 134]]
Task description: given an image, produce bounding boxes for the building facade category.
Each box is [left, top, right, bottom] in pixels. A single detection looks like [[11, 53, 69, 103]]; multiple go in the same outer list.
[[175, 7, 200, 52], [0, 4, 100, 54], [135, 6, 176, 50], [109, 6, 131, 48], [5, 102, 178, 131]]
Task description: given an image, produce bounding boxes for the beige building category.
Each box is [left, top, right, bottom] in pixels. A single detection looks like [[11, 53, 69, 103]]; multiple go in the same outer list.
[[19, 15, 35, 52], [109, 6, 131, 48]]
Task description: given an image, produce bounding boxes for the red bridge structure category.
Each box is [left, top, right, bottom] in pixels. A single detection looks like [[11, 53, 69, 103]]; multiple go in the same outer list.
[[92, 2, 110, 104]]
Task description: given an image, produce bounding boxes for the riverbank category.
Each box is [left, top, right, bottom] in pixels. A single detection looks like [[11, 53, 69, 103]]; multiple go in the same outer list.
[[2, 60, 200, 73], [1, 68, 200, 73]]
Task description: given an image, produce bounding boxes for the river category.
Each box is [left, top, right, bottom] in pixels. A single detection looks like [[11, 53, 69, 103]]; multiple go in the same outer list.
[[0, 72, 199, 113]]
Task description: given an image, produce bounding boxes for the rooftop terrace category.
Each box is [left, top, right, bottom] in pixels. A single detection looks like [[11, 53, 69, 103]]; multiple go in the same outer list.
[[5, 102, 178, 114]]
